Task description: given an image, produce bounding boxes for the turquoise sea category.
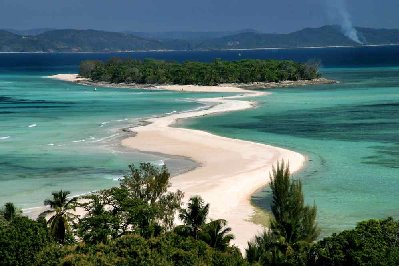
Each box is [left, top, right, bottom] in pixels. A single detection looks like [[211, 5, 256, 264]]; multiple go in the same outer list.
[[0, 47, 398, 235], [0, 71, 224, 209], [184, 66, 399, 235]]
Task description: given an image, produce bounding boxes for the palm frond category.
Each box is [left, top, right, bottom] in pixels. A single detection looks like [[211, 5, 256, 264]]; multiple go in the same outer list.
[[38, 209, 55, 219]]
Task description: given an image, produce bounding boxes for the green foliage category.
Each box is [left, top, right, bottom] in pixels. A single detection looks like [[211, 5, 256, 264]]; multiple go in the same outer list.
[[269, 161, 319, 244], [199, 219, 235, 251], [79, 58, 320, 86], [76, 193, 120, 244], [36, 233, 246, 266], [3, 162, 399, 266], [40, 190, 77, 243], [76, 163, 183, 243], [179, 196, 210, 239], [0, 216, 51, 266], [79, 60, 101, 77], [246, 161, 319, 265], [177, 196, 235, 251], [0, 202, 21, 222], [120, 163, 184, 230], [246, 231, 310, 266], [308, 217, 399, 266]]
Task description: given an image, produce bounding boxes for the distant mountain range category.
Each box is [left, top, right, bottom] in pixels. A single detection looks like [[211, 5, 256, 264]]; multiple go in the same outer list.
[[126, 29, 260, 41], [4, 28, 54, 36], [1, 25, 398, 52], [197, 26, 399, 49]]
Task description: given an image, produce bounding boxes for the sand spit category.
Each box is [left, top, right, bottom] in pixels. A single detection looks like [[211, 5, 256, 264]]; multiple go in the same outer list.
[[46, 73, 307, 252]]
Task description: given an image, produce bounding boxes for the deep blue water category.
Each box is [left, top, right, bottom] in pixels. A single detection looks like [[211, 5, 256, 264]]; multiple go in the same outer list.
[[1, 45, 399, 71]]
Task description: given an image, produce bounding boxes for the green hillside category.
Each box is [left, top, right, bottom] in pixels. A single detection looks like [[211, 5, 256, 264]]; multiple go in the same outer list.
[[0, 26, 398, 52]]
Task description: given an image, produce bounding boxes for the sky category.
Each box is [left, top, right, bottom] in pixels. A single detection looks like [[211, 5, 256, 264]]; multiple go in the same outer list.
[[0, 0, 398, 33]]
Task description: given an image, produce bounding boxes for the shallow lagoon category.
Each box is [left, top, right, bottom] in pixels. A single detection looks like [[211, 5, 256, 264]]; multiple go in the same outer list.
[[183, 67, 399, 235], [0, 71, 229, 208]]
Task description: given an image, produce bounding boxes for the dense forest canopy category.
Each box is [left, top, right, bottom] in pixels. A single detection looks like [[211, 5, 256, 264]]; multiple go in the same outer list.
[[1, 163, 398, 265], [79, 58, 320, 86]]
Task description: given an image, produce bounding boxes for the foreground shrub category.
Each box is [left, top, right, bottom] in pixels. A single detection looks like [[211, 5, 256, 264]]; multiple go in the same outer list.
[[36, 233, 246, 266], [309, 218, 399, 266], [0, 216, 51, 266], [246, 161, 319, 265]]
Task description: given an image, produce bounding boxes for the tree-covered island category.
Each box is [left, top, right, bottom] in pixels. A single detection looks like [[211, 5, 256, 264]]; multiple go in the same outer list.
[[79, 58, 321, 86]]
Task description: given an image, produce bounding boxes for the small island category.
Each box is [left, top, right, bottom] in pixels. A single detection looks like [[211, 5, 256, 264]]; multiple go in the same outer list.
[[78, 58, 335, 89]]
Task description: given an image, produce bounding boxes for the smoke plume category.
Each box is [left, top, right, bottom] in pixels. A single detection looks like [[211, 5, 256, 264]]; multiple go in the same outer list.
[[325, 0, 362, 44]]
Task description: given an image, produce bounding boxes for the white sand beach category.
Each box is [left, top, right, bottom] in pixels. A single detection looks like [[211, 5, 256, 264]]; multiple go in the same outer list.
[[48, 74, 306, 252], [49, 74, 249, 92], [121, 89, 306, 251], [50, 73, 89, 83], [154, 84, 249, 93], [50, 73, 336, 91]]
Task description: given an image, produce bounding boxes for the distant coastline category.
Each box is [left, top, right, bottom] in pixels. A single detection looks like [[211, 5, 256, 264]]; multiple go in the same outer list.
[[2, 43, 399, 54], [2, 25, 399, 52]]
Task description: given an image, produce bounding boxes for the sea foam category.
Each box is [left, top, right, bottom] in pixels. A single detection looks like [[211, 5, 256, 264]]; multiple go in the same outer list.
[[154, 160, 165, 166], [99, 121, 109, 127], [72, 139, 86, 143]]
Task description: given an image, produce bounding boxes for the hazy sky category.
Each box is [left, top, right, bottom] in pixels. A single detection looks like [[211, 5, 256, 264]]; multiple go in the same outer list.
[[1, 0, 398, 32]]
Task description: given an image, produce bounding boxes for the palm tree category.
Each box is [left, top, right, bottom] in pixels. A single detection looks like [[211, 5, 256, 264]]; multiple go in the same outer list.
[[39, 190, 77, 243], [179, 196, 209, 239], [2, 202, 19, 221], [200, 219, 234, 251]]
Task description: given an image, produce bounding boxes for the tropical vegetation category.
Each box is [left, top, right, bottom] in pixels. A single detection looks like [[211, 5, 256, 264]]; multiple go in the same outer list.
[[79, 58, 320, 86], [0, 162, 398, 265], [246, 162, 319, 265], [308, 217, 399, 265], [39, 190, 77, 243]]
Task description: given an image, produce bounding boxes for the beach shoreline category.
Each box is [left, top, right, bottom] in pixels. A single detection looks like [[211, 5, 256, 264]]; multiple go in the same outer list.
[[49, 73, 337, 91], [120, 91, 306, 252], [45, 74, 307, 252], [2, 43, 399, 54]]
